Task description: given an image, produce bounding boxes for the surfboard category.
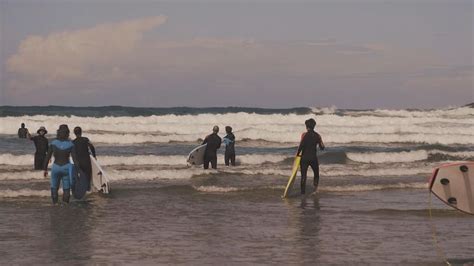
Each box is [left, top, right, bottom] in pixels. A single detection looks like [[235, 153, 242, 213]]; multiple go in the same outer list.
[[70, 165, 90, 200], [429, 162, 474, 215], [187, 144, 207, 166], [282, 156, 301, 198], [90, 155, 110, 194]]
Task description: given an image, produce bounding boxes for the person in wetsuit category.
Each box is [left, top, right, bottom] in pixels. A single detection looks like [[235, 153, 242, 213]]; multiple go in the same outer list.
[[202, 126, 222, 169], [29, 126, 49, 170], [72, 126, 96, 189], [297, 118, 325, 194], [18, 123, 29, 138], [223, 126, 236, 166], [44, 124, 77, 204]]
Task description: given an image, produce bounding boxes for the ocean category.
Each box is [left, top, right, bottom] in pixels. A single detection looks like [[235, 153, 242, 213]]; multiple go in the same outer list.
[[0, 105, 473, 265]]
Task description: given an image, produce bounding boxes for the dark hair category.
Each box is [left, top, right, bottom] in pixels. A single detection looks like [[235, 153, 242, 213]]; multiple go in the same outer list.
[[305, 118, 316, 130], [74, 126, 82, 136], [21, 123, 25, 128], [225, 126, 232, 133], [57, 124, 70, 140]]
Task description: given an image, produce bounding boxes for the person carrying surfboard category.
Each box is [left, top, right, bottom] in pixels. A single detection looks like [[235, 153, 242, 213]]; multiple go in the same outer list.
[[297, 118, 325, 194], [202, 126, 222, 169], [72, 126, 96, 190]]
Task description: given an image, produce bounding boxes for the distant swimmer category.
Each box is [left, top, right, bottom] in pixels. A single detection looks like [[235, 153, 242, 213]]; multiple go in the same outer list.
[[29, 126, 49, 170], [73, 126, 96, 189], [44, 125, 77, 204], [18, 123, 29, 138], [223, 126, 236, 166], [297, 118, 325, 194], [202, 126, 222, 169]]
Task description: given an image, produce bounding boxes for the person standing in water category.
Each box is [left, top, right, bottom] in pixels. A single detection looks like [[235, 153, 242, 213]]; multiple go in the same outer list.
[[297, 118, 325, 194], [18, 123, 29, 138], [202, 126, 222, 169], [223, 126, 236, 166], [72, 126, 96, 189], [44, 124, 77, 204], [29, 126, 49, 170]]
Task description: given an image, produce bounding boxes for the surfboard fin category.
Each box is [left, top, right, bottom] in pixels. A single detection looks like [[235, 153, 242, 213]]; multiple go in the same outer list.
[[440, 178, 450, 185], [447, 197, 457, 205], [460, 165, 468, 173]]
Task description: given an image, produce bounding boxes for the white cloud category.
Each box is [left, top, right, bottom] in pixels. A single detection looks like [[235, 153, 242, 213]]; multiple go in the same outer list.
[[7, 16, 167, 92]]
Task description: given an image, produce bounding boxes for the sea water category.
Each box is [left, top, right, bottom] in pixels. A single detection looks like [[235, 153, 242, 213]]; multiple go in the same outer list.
[[0, 105, 473, 264]]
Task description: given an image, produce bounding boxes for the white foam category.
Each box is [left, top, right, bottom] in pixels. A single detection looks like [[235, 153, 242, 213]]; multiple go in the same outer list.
[[1, 109, 472, 144], [347, 150, 474, 164], [0, 189, 54, 198], [320, 182, 428, 192], [0, 171, 46, 180], [194, 186, 242, 193], [347, 150, 428, 164], [0, 154, 289, 166]]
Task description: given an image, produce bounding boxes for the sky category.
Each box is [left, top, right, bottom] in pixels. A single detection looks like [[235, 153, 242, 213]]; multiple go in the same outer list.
[[0, 0, 472, 109]]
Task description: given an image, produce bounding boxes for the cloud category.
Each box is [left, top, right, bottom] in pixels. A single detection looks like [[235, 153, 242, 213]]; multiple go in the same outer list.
[[6, 16, 167, 92], [5, 16, 469, 108]]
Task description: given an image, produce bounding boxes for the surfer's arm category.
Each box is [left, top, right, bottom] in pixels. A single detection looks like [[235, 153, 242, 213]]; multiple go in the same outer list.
[[202, 136, 208, 145], [296, 138, 305, 156], [43, 144, 53, 176], [319, 134, 325, 151], [70, 145, 79, 166], [88, 140, 97, 158]]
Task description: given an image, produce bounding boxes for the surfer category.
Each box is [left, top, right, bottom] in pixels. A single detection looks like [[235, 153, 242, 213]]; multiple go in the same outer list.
[[72, 126, 96, 189], [223, 126, 236, 166], [29, 126, 49, 170], [18, 123, 29, 138], [43, 125, 77, 204], [202, 126, 222, 169], [297, 118, 325, 194]]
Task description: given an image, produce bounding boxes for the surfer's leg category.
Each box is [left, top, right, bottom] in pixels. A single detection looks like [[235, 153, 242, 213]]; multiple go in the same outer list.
[[50, 164, 60, 204], [300, 161, 309, 194], [230, 153, 236, 166], [224, 153, 229, 166], [203, 157, 210, 169], [211, 157, 217, 169], [60, 164, 71, 203], [310, 161, 320, 192], [34, 152, 43, 170]]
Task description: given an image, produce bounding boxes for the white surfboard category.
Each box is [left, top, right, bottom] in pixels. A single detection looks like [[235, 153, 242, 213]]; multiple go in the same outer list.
[[429, 162, 473, 215], [187, 144, 207, 166], [90, 155, 111, 194]]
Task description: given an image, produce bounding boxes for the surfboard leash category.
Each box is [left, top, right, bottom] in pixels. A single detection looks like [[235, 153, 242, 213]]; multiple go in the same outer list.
[[428, 192, 451, 266]]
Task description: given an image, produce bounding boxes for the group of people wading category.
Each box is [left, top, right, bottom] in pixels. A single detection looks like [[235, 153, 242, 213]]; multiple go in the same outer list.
[[19, 124, 95, 204], [19, 118, 324, 203]]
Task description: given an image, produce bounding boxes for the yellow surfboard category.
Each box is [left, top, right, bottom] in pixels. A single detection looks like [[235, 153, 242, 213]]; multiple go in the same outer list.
[[282, 156, 301, 198]]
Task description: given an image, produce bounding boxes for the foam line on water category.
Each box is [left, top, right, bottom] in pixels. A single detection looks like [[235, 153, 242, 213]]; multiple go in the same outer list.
[[0, 154, 290, 166]]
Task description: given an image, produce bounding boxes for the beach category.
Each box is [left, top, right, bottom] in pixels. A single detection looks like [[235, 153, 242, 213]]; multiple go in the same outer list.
[[0, 106, 473, 264]]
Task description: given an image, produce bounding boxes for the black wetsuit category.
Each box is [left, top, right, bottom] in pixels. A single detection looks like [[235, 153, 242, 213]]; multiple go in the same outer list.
[[297, 130, 324, 194], [18, 128, 28, 138], [223, 133, 236, 166], [73, 137, 96, 183], [202, 133, 222, 169], [31, 135, 48, 170]]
